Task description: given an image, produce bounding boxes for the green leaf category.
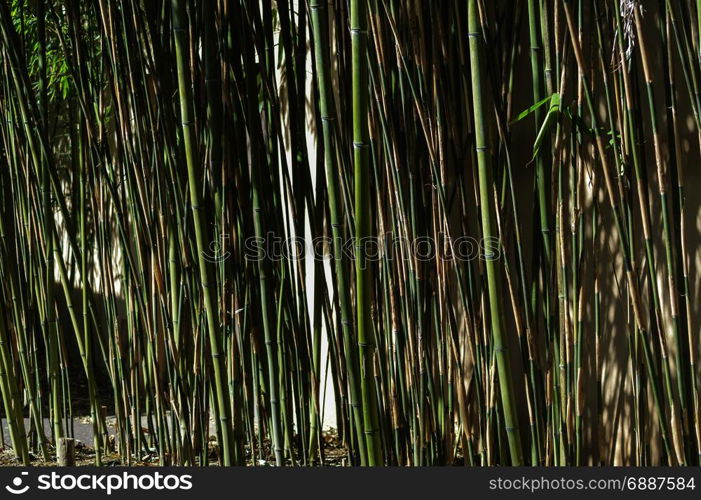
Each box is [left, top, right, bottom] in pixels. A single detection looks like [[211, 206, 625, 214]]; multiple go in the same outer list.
[[531, 93, 560, 159], [509, 92, 560, 125]]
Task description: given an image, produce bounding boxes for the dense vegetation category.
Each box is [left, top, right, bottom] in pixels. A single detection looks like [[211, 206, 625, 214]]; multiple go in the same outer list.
[[0, 0, 699, 466]]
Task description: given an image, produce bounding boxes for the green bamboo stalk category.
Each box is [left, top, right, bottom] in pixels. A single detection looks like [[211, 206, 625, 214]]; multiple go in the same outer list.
[[240, 2, 284, 465], [526, 0, 552, 266], [310, 0, 368, 466], [171, 0, 235, 466], [468, 0, 524, 466], [77, 113, 103, 465], [352, 0, 383, 466]]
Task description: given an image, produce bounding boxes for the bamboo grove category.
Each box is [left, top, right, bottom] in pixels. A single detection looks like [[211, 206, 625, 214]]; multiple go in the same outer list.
[[0, 0, 699, 467]]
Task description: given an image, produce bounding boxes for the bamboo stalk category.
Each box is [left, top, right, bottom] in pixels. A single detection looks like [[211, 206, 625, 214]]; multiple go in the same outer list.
[[468, 0, 524, 466], [352, 0, 383, 466], [171, 0, 234, 466]]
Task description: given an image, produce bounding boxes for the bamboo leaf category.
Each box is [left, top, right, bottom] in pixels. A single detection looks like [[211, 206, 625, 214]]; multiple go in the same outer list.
[[510, 92, 560, 125], [531, 93, 560, 159]]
